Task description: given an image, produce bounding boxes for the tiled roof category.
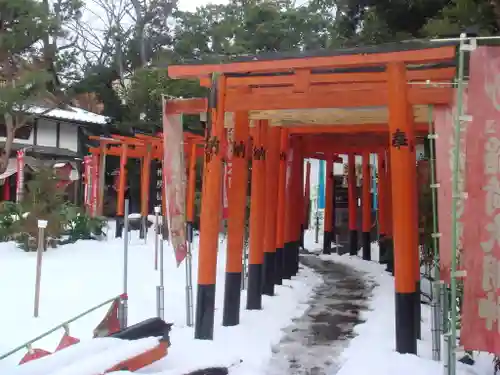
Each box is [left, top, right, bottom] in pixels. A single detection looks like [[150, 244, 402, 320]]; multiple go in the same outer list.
[[25, 106, 110, 125]]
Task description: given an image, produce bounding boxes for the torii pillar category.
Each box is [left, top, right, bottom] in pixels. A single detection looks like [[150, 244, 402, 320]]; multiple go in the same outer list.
[[387, 62, 418, 354]]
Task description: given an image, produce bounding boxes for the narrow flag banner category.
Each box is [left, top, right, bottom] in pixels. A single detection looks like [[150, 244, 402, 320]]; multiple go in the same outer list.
[[434, 89, 469, 284], [163, 98, 188, 266], [461, 46, 500, 354], [222, 128, 234, 220], [16, 149, 24, 203]]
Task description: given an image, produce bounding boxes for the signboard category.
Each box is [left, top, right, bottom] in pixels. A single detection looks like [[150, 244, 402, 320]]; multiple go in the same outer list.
[[461, 46, 500, 353], [149, 159, 162, 212], [434, 88, 469, 283]]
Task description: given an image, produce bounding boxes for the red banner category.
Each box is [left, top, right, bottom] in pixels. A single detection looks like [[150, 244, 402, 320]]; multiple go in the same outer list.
[[222, 128, 234, 220], [434, 90, 469, 283], [163, 99, 188, 266], [83, 156, 91, 210], [91, 154, 99, 217], [16, 149, 24, 203], [461, 46, 500, 353]]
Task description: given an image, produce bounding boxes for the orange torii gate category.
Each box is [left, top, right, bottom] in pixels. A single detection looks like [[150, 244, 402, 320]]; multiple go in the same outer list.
[[87, 132, 204, 238], [165, 42, 456, 355]]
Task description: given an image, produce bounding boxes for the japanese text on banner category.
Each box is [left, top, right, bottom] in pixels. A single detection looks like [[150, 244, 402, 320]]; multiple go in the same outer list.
[[433, 91, 469, 283], [162, 101, 187, 266], [461, 46, 500, 354], [478, 120, 500, 332]]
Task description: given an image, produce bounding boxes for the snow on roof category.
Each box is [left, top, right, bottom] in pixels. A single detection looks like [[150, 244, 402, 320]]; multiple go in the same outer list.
[[25, 106, 110, 125]]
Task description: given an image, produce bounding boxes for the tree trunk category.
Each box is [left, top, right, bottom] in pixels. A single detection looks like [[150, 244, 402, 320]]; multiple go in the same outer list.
[[491, 0, 500, 30], [131, 0, 147, 67], [0, 113, 15, 175]]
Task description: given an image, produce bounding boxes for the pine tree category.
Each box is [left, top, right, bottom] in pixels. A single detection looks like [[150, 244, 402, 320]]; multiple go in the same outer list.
[[15, 168, 67, 251], [0, 0, 57, 174]]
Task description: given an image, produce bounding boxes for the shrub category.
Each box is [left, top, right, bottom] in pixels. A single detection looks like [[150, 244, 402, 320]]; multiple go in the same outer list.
[[0, 169, 108, 251], [13, 168, 67, 251], [0, 201, 24, 241], [62, 206, 106, 244]]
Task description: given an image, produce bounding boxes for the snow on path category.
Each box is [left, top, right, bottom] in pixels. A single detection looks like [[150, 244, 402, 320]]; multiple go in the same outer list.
[[265, 253, 372, 375], [0, 225, 321, 374], [304, 231, 494, 375]]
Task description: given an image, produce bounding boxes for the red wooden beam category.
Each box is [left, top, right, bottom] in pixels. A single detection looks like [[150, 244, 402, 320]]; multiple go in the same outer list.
[[168, 46, 456, 79], [199, 67, 456, 88]]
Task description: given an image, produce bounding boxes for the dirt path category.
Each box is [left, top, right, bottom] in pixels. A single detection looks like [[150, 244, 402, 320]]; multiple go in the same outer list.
[[265, 251, 375, 375]]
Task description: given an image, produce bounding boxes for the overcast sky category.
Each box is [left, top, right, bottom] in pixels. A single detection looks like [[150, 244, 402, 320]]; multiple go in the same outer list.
[[178, 0, 228, 12]]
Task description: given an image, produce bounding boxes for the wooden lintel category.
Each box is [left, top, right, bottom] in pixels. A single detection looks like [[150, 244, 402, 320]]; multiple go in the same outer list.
[[287, 122, 429, 134], [165, 86, 451, 115], [225, 86, 452, 111], [168, 45, 456, 79], [89, 144, 202, 159], [199, 67, 455, 88]]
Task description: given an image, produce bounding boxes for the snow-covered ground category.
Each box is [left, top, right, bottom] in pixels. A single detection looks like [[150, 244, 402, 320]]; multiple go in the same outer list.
[[0, 223, 320, 374], [305, 232, 496, 375], [0, 223, 496, 374]]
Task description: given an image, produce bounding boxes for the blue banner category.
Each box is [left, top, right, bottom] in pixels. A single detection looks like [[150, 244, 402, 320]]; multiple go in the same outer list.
[[371, 155, 378, 210], [317, 160, 325, 209]]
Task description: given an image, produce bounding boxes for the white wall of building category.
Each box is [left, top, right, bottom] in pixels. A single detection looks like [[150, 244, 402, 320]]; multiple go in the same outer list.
[[0, 118, 79, 153], [36, 119, 58, 147], [58, 122, 79, 152]]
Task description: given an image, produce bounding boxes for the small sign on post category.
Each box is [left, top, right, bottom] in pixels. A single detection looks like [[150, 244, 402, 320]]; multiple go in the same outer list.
[[33, 220, 47, 318]]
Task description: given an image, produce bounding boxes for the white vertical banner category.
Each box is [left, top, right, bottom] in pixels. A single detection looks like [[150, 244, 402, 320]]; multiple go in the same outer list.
[[162, 98, 188, 266]]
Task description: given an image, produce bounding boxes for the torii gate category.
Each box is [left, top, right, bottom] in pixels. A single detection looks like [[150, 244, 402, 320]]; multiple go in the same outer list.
[[87, 131, 204, 238]]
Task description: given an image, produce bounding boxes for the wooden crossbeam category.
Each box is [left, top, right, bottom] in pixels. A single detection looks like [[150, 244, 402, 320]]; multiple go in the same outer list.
[[168, 45, 456, 78]]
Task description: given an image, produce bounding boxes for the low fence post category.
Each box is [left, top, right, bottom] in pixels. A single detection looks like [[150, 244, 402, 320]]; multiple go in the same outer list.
[[119, 199, 130, 329], [33, 220, 47, 318]]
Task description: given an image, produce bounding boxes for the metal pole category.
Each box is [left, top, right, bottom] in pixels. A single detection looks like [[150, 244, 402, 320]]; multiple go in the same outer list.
[[441, 284, 449, 336], [185, 238, 194, 327], [443, 332, 450, 375], [154, 206, 160, 270], [156, 232, 165, 320], [315, 213, 319, 243], [185, 219, 194, 326], [427, 101, 442, 361], [121, 199, 130, 329], [448, 33, 470, 375], [1, 294, 120, 360], [33, 220, 47, 318], [431, 266, 441, 360]]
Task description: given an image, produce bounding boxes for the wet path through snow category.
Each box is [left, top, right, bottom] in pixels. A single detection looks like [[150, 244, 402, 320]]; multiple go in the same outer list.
[[265, 251, 375, 375]]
